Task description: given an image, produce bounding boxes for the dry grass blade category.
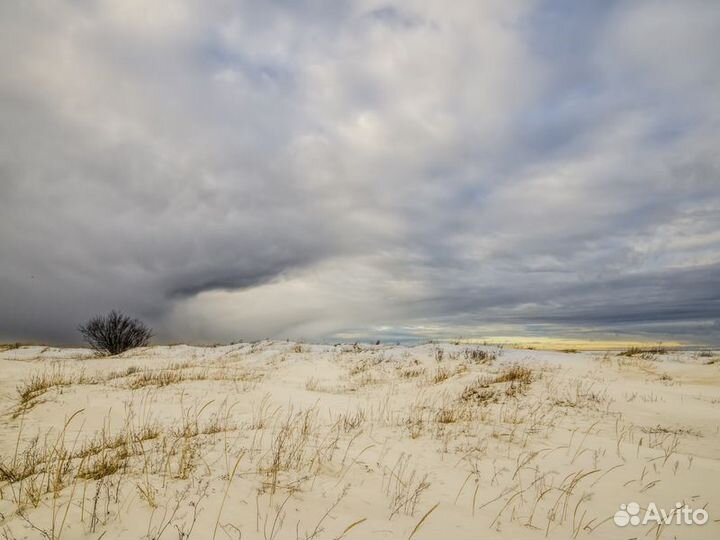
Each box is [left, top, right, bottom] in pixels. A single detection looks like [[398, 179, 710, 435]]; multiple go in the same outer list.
[[333, 517, 367, 540], [408, 502, 439, 540]]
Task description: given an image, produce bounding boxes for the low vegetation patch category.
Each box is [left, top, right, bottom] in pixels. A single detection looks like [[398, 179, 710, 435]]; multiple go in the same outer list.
[[124, 366, 261, 389], [460, 378, 497, 404], [398, 366, 426, 379], [492, 365, 533, 385], [618, 345, 667, 357], [15, 366, 99, 415], [430, 366, 451, 384], [463, 348, 496, 364]]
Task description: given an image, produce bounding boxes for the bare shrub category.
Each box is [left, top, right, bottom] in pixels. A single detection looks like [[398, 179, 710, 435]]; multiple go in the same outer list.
[[78, 310, 153, 355]]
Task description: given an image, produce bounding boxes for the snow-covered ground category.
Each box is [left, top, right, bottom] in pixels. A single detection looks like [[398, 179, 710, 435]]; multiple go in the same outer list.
[[0, 341, 718, 539]]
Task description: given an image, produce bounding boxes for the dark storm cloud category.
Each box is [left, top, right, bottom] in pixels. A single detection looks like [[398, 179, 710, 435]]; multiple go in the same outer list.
[[1, 1, 719, 345], [419, 263, 720, 326]]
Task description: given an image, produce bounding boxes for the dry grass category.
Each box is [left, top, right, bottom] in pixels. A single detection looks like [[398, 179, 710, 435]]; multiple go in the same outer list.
[[383, 454, 430, 518], [336, 408, 366, 433], [127, 369, 186, 389], [618, 345, 667, 357], [105, 365, 142, 380], [434, 402, 472, 424], [124, 366, 261, 389], [460, 378, 497, 404], [492, 365, 533, 385], [1, 343, 714, 540], [546, 375, 610, 410], [397, 365, 426, 379], [14, 366, 99, 417], [429, 366, 451, 384], [463, 348, 496, 364], [0, 397, 237, 514], [255, 405, 361, 497], [17, 367, 92, 405]]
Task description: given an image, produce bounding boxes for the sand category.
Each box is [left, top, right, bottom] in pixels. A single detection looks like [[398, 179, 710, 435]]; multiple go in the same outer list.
[[0, 341, 718, 539]]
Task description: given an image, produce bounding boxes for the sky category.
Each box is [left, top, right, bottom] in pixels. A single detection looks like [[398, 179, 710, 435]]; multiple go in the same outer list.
[[1, 1, 719, 346]]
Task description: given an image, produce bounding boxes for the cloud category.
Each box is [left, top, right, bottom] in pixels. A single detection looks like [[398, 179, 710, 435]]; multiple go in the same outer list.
[[1, 1, 718, 345]]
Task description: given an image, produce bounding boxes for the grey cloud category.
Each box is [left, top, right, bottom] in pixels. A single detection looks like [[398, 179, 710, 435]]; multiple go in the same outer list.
[[1, 1, 719, 346]]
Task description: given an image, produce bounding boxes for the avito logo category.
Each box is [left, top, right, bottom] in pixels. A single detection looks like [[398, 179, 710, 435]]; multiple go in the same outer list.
[[614, 501, 708, 527]]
